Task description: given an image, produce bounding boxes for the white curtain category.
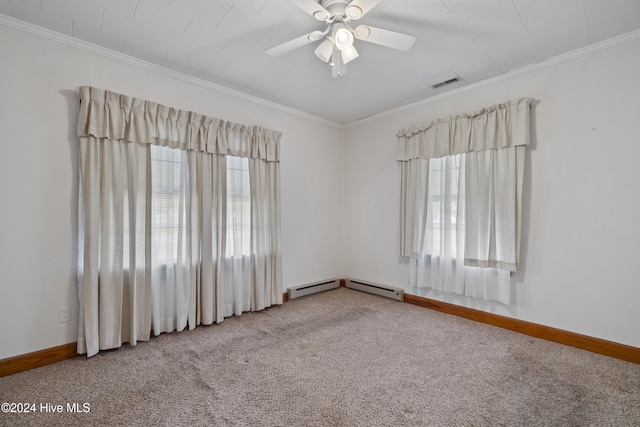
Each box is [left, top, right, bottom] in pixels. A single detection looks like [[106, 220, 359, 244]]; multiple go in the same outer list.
[[224, 155, 251, 317], [77, 138, 152, 356], [148, 146, 227, 334], [398, 98, 532, 304], [150, 145, 189, 335], [248, 157, 283, 311], [77, 86, 282, 357]]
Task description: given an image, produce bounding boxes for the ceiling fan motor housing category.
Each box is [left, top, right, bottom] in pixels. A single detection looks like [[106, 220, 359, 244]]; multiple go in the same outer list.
[[320, 0, 351, 19]]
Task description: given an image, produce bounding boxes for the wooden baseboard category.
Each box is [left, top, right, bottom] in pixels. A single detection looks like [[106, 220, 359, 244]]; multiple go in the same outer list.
[[1, 291, 291, 377], [0, 343, 79, 378], [4, 288, 636, 377], [404, 293, 640, 364]]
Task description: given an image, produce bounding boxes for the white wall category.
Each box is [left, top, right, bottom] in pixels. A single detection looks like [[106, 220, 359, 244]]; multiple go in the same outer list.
[[0, 25, 344, 359], [343, 38, 640, 348]]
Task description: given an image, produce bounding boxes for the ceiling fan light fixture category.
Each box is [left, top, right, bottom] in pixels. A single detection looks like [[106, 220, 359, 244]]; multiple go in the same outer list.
[[341, 45, 359, 64], [315, 39, 334, 62], [333, 24, 354, 50]]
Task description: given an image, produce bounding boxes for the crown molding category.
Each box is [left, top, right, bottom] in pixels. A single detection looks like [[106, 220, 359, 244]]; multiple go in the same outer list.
[[3, 14, 640, 131], [344, 28, 640, 128], [0, 14, 344, 129]]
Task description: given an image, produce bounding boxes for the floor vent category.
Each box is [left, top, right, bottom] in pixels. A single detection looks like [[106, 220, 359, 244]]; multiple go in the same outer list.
[[345, 279, 404, 301], [288, 278, 340, 300]]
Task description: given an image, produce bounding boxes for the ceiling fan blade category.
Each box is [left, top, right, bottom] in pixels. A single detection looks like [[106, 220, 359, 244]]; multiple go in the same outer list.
[[266, 31, 324, 57], [345, 0, 383, 20], [353, 25, 416, 51], [289, 0, 331, 21]]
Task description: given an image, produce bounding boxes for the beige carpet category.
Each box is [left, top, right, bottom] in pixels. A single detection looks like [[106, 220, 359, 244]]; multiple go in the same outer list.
[[1, 288, 639, 426]]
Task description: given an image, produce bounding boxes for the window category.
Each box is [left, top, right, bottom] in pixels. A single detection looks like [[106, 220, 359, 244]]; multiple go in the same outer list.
[[77, 86, 283, 356], [148, 145, 251, 263], [397, 98, 533, 303], [424, 155, 462, 259], [226, 155, 250, 257], [405, 151, 515, 303], [151, 145, 187, 267]]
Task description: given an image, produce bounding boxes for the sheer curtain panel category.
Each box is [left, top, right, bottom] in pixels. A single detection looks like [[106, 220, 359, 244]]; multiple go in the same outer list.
[[398, 98, 532, 303], [77, 87, 282, 357]]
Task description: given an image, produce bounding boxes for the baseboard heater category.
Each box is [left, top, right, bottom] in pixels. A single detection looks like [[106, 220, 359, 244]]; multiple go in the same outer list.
[[288, 278, 340, 300], [345, 278, 404, 301]]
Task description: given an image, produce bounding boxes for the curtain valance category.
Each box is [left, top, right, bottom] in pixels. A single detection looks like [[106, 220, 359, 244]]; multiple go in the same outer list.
[[77, 86, 281, 161], [396, 97, 533, 161]]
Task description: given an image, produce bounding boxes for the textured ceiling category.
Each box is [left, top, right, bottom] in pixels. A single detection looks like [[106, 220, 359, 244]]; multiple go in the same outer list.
[[2, 0, 640, 124]]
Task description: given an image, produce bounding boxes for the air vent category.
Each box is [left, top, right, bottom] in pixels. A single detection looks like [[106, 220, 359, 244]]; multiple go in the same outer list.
[[431, 77, 460, 89]]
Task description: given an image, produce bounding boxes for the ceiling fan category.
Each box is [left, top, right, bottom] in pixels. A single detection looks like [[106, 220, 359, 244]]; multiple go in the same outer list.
[[266, 0, 416, 77]]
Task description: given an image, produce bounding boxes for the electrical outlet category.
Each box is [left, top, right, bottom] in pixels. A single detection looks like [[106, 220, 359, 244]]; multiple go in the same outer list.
[[58, 306, 70, 323], [374, 265, 380, 275]]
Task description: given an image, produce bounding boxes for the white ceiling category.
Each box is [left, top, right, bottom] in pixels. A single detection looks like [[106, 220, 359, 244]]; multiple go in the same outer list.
[[2, 0, 640, 124]]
